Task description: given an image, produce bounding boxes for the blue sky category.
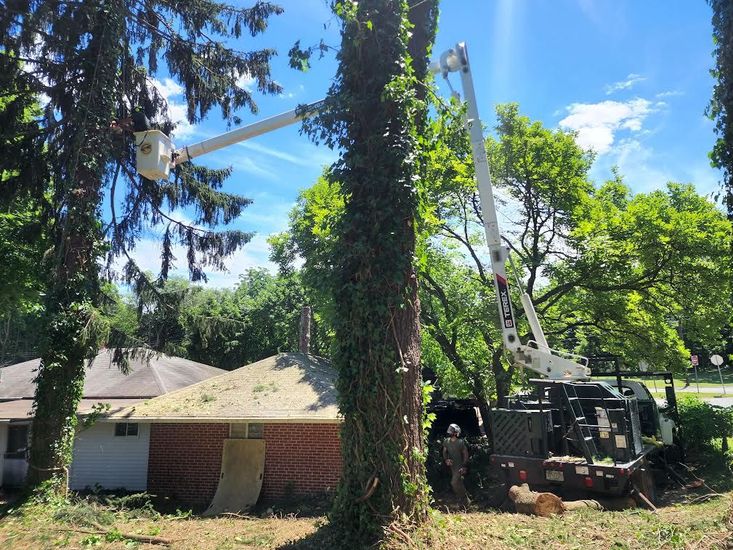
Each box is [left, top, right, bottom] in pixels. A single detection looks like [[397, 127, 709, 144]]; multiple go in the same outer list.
[[131, 0, 721, 287]]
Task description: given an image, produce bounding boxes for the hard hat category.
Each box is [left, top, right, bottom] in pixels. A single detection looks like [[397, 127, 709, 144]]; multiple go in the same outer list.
[[447, 423, 461, 436]]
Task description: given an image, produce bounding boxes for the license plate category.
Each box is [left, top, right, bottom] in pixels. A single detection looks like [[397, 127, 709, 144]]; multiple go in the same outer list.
[[545, 469, 564, 482]]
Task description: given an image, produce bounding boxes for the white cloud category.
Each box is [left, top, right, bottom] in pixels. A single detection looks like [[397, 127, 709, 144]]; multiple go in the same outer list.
[[589, 138, 673, 192], [151, 77, 183, 100], [237, 72, 255, 92], [149, 78, 196, 141], [656, 90, 684, 99], [236, 140, 329, 168], [604, 73, 646, 95], [559, 99, 656, 154]]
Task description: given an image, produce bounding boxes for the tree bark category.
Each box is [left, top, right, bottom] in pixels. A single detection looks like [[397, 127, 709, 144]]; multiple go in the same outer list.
[[328, 0, 438, 544]]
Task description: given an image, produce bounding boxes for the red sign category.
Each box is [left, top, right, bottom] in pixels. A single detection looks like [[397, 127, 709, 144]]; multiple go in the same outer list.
[[690, 355, 699, 366]]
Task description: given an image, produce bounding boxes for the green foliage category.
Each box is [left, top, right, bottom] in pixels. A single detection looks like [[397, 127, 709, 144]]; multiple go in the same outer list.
[[268, 172, 345, 355], [707, 0, 733, 215], [0, 0, 284, 487], [300, 0, 438, 543], [419, 101, 732, 408], [110, 268, 310, 370], [677, 395, 733, 451], [545, 180, 732, 371]]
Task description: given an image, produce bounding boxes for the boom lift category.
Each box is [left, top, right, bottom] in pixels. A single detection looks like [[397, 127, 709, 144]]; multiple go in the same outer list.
[[135, 42, 674, 500], [431, 43, 675, 500]]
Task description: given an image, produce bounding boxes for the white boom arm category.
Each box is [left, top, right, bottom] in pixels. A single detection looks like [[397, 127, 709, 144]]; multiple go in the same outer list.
[[133, 45, 588, 380], [134, 99, 325, 180], [431, 43, 590, 380]]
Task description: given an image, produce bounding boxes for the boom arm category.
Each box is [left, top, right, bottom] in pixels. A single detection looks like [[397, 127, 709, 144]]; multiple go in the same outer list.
[[431, 43, 590, 380], [134, 99, 325, 180], [133, 44, 588, 380]]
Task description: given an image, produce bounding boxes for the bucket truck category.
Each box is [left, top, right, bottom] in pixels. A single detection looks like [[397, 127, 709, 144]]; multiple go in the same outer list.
[[432, 43, 677, 501], [134, 43, 676, 501]]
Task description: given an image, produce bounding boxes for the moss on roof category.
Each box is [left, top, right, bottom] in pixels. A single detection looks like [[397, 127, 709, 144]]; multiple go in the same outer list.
[[110, 353, 340, 421]]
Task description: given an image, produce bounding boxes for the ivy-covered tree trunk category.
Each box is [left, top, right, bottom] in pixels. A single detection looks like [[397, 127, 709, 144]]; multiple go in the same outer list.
[[27, 1, 122, 485], [318, 0, 437, 543]]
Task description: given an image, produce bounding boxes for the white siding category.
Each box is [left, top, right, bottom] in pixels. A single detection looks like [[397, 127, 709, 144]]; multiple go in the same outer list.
[[69, 422, 150, 491]]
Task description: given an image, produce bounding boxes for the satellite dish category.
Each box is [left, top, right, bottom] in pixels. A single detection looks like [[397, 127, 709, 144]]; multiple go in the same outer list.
[[710, 354, 724, 366]]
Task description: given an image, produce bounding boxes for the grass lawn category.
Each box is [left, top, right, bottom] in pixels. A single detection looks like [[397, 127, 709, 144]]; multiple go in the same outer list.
[[1, 484, 731, 549]]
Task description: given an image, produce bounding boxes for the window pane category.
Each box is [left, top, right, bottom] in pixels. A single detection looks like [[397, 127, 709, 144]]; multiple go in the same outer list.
[[114, 423, 127, 437], [230, 424, 247, 439], [7, 425, 29, 457], [127, 423, 138, 436], [247, 423, 263, 439]]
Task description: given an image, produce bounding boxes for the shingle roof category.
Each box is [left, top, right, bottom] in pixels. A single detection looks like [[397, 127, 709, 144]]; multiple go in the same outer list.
[[0, 398, 144, 421], [109, 352, 340, 422], [0, 349, 225, 400]]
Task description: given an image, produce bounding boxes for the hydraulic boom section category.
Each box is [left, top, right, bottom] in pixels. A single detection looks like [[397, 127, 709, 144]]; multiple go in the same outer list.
[[431, 43, 590, 381], [133, 99, 325, 180]]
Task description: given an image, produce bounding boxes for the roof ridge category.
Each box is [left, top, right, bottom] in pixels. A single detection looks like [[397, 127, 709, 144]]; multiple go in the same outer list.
[[148, 355, 169, 394]]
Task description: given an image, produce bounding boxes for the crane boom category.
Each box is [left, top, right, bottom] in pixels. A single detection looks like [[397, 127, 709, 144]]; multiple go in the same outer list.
[[431, 43, 590, 380], [133, 99, 325, 180], [133, 42, 589, 380]]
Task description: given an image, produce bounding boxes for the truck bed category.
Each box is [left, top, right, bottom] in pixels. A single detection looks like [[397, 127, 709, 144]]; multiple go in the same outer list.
[[490, 445, 654, 497]]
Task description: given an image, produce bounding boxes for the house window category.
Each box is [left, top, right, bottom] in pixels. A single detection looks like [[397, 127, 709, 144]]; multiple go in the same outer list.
[[6, 425, 29, 459], [230, 424, 247, 439], [114, 423, 139, 437], [229, 423, 263, 439], [247, 423, 263, 439]]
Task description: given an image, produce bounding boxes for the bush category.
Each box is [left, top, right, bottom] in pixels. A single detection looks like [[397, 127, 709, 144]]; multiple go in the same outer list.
[[677, 395, 733, 452]]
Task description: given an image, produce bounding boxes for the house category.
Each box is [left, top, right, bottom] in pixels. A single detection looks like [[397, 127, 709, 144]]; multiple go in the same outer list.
[[0, 349, 225, 490], [108, 352, 342, 507]]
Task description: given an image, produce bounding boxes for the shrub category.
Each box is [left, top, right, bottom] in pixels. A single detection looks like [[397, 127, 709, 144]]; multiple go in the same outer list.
[[677, 395, 733, 452]]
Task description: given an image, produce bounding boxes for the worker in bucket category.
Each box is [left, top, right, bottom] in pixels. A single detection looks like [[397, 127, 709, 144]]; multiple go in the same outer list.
[[442, 423, 470, 504]]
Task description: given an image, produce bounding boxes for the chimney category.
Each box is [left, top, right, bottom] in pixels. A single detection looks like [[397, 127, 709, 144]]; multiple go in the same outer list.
[[299, 305, 312, 354]]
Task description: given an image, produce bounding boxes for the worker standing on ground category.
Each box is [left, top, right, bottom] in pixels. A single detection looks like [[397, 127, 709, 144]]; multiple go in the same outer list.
[[443, 423, 470, 504]]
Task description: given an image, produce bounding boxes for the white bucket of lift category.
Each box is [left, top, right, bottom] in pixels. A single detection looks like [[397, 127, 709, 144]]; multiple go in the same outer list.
[[134, 130, 173, 180]]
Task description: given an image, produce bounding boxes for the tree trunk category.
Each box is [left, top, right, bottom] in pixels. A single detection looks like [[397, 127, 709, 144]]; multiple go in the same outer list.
[[508, 484, 564, 516], [509, 484, 621, 515], [27, 2, 121, 488], [492, 349, 513, 404], [328, 0, 438, 544], [299, 305, 311, 354]]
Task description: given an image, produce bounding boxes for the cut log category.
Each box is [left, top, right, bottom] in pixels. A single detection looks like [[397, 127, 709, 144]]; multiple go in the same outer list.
[[508, 484, 564, 517], [562, 499, 603, 511], [508, 484, 636, 516]]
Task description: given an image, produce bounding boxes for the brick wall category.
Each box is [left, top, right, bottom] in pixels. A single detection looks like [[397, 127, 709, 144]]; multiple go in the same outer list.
[[261, 423, 341, 500], [147, 423, 228, 506], [147, 422, 341, 506]]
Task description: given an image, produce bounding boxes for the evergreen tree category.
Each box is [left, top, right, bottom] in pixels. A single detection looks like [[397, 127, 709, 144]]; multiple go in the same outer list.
[[0, 0, 283, 488], [301, 0, 438, 543]]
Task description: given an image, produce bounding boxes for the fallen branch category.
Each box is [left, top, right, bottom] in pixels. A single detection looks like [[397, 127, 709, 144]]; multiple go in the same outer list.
[[55, 526, 174, 546], [218, 512, 255, 520]]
